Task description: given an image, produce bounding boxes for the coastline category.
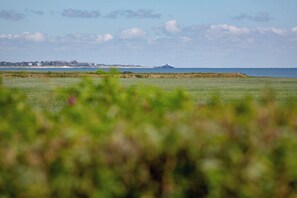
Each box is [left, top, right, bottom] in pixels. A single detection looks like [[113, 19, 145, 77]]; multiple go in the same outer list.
[[0, 66, 155, 69]]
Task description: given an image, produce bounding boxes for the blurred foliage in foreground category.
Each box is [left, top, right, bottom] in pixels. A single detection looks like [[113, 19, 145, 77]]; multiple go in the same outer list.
[[1, 76, 297, 198]]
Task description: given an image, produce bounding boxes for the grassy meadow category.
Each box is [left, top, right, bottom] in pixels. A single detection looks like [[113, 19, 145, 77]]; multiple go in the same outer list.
[[2, 76, 297, 111]]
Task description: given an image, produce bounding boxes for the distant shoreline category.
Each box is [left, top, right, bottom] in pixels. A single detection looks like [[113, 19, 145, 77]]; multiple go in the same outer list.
[[0, 66, 154, 69], [1, 66, 296, 69]]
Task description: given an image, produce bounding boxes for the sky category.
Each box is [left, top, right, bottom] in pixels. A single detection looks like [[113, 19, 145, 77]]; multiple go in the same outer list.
[[1, 0, 297, 67]]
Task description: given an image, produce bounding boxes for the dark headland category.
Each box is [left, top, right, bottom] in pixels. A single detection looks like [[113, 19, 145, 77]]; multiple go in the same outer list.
[[154, 64, 175, 68]]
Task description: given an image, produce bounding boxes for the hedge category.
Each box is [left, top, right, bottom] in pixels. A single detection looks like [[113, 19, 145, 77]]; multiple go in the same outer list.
[[1, 77, 297, 197]]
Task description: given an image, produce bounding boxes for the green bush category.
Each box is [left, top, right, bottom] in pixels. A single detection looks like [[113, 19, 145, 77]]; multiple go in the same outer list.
[[95, 69, 107, 75], [1, 76, 297, 197], [95, 68, 120, 76]]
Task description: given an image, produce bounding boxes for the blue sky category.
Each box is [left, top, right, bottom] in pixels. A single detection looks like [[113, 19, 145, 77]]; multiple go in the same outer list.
[[1, 0, 297, 67]]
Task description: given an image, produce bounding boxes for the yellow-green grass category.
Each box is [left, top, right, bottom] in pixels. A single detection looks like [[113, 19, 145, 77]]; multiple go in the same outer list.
[[2, 77, 297, 111]]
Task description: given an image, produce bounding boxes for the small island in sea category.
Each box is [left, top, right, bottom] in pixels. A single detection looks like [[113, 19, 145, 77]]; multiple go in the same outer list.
[[154, 64, 175, 69]]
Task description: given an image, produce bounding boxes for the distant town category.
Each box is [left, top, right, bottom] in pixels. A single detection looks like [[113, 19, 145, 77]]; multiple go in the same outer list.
[[0, 61, 174, 68], [0, 60, 143, 68]]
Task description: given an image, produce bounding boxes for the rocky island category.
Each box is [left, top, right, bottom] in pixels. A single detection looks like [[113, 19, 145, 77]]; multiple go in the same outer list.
[[154, 64, 175, 68]]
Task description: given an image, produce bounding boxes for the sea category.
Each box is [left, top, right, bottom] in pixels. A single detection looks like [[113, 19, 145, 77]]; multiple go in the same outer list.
[[1, 67, 297, 78]]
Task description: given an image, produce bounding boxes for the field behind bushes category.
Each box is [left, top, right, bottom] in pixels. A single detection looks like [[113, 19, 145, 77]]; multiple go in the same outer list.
[[1, 75, 297, 197], [2, 76, 297, 112]]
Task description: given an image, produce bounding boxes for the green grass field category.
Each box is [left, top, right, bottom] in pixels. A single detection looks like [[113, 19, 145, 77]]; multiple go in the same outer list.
[[3, 77, 297, 111]]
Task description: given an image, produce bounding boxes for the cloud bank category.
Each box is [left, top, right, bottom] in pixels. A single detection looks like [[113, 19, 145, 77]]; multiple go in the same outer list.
[[0, 32, 45, 42], [1, 19, 297, 67], [60, 9, 161, 19]]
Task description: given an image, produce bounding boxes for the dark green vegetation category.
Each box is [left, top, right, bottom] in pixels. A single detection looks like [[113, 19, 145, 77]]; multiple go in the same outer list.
[[1, 75, 297, 197]]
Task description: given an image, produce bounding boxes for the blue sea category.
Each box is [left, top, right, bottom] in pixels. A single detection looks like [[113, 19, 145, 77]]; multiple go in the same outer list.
[[1, 67, 297, 78]]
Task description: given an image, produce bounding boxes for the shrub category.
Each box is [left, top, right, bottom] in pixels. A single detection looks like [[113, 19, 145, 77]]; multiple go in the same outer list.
[[135, 74, 143, 78], [95, 69, 107, 74], [122, 71, 133, 74], [1, 76, 297, 197]]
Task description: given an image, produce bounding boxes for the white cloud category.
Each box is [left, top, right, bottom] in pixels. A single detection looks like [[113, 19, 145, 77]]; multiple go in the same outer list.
[[0, 34, 18, 39], [120, 27, 146, 39], [271, 28, 287, 36], [96, 33, 113, 43], [103, 34, 113, 41], [180, 36, 191, 42], [22, 32, 45, 42], [291, 27, 297, 33], [256, 27, 288, 36], [210, 24, 250, 35], [164, 20, 180, 33]]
